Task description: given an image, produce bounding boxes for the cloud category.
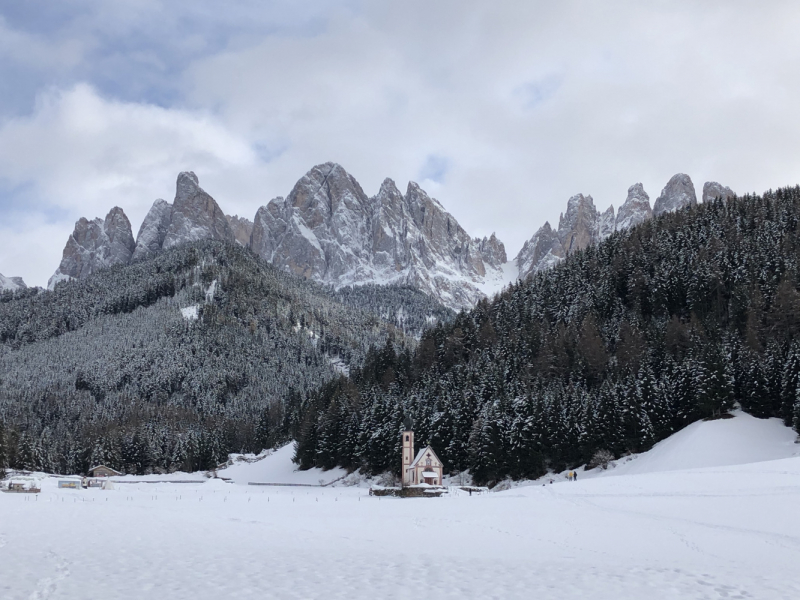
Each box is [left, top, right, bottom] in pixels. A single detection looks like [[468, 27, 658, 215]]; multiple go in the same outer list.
[[418, 155, 450, 185], [4, 1, 800, 286], [0, 84, 258, 286]]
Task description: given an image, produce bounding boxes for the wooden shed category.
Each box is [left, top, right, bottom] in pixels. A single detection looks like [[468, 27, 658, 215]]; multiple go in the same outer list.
[[89, 465, 122, 478]]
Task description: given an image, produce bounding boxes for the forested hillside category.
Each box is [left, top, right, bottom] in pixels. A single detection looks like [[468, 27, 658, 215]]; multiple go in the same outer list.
[[294, 187, 800, 485], [0, 241, 451, 475]]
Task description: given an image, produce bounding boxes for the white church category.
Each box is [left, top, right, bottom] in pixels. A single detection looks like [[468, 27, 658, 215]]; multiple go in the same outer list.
[[401, 417, 444, 487]]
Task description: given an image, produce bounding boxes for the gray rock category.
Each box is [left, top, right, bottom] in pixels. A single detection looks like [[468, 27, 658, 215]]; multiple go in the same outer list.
[[598, 205, 616, 241], [558, 193, 599, 255], [515, 193, 602, 281], [163, 171, 235, 249], [478, 233, 507, 271], [702, 181, 736, 203], [616, 183, 653, 231], [250, 162, 508, 310], [132, 199, 172, 262], [653, 174, 697, 217], [515, 222, 565, 280], [0, 273, 27, 292], [226, 215, 254, 246], [515, 184, 653, 281], [48, 207, 135, 289]]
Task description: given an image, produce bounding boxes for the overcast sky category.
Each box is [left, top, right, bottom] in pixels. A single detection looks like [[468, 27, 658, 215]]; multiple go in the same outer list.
[[2, 1, 800, 287]]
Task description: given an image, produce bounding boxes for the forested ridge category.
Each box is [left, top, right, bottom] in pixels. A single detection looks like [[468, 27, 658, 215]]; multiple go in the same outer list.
[[0, 241, 450, 475], [294, 187, 800, 485]]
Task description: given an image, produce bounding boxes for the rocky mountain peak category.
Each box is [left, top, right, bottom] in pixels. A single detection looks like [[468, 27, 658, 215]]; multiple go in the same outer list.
[[478, 233, 507, 269], [515, 221, 565, 280], [249, 164, 508, 310], [616, 183, 653, 231], [163, 172, 235, 250], [558, 193, 598, 254], [702, 181, 736, 203], [48, 207, 135, 289], [598, 205, 616, 241], [653, 174, 697, 217], [132, 199, 172, 262], [0, 273, 27, 292]]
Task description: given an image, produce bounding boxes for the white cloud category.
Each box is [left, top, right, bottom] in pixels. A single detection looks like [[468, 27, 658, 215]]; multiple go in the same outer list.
[[0, 84, 257, 286], [4, 1, 800, 285]]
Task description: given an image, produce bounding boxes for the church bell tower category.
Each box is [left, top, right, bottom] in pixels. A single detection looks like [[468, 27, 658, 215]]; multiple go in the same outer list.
[[401, 416, 414, 487]]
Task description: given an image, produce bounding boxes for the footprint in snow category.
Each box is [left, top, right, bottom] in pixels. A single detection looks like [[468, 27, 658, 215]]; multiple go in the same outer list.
[[27, 553, 70, 600]]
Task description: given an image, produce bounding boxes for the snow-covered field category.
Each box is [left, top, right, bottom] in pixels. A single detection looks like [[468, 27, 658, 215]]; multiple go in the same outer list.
[[2, 413, 800, 599]]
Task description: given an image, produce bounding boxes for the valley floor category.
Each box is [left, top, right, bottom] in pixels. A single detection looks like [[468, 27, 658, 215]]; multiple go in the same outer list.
[[2, 416, 800, 599]]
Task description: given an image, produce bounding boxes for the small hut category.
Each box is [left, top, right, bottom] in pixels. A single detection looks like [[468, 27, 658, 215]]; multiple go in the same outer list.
[[89, 465, 122, 478]]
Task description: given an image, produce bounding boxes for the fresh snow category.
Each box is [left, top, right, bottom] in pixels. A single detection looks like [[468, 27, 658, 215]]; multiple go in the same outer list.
[[604, 411, 799, 476], [0, 273, 26, 292], [3, 412, 800, 599], [180, 305, 199, 321], [217, 443, 347, 486]]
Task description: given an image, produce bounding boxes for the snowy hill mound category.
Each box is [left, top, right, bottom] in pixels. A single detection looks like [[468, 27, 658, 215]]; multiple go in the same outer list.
[[607, 411, 799, 477], [218, 443, 347, 486]]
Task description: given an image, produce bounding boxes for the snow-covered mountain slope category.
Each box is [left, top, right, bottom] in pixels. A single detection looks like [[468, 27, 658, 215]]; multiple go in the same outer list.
[[48, 206, 135, 289], [251, 163, 507, 310], [0, 273, 27, 292]]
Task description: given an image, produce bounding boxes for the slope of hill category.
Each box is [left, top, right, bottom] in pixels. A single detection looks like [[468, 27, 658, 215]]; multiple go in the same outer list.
[[293, 186, 800, 484], [0, 240, 452, 476]]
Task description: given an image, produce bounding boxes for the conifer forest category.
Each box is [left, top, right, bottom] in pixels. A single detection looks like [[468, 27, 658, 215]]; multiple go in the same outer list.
[[3, 189, 800, 485], [294, 187, 800, 484], [0, 241, 450, 475]]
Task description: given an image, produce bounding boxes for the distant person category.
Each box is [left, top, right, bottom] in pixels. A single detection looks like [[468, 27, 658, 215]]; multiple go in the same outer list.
[[573, 472, 578, 481]]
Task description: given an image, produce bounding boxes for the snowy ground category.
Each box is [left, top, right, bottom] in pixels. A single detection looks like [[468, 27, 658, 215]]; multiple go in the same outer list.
[[2, 413, 800, 599]]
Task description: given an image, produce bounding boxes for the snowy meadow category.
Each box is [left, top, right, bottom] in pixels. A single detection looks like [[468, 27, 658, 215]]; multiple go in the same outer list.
[[2, 414, 799, 600]]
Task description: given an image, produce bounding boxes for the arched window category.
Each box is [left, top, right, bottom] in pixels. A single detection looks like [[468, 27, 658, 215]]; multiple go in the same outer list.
[[405, 435, 409, 442]]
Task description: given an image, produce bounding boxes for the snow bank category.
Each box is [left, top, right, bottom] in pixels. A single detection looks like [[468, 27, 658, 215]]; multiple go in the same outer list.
[[607, 411, 799, 476], [217, 442, 347, 485]]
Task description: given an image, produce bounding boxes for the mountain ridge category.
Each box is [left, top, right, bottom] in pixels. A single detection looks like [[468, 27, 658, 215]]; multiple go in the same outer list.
[[45, 164, 736, 307]]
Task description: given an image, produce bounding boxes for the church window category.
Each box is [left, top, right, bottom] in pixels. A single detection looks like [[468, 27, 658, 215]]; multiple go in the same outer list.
[[426, 458, 431, 466], [405, 435, 409, 441]]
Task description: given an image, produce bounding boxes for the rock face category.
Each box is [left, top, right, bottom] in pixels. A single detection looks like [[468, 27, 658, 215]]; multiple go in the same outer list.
[[559, 194, 599, 254], [598, 205, 616, 241], [132, 173, 235, 261], [250, 163, 507, 310], [163, 172, 235, 250], [516, 183, 656, 280], [52, 172, 236, 288], [514, 222, 565, 279], [616, 183, 653, 231], [0, 273, 27, 292], [653, 174, 697, 217], [48, 207, 135, 289], [226, 215, 253, 246], [702, 181, 736, 203], [132, 199, 172, 262]]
